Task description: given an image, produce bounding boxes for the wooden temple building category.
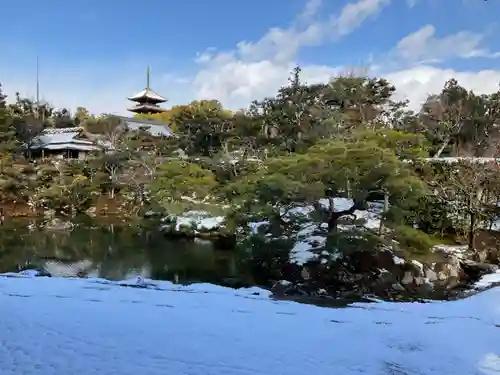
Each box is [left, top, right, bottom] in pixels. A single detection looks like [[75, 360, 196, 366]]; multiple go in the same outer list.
[[127, 67, 167, 115], [25, 67, 174, 160], [27, 127, 109, 160]]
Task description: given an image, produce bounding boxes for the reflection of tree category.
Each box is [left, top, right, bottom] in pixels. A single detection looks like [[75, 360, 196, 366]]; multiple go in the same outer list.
[[0, 219, 245, 284]]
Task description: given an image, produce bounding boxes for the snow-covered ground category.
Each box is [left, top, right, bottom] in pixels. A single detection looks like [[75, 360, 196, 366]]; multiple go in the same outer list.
[[1, 274, 500, 375]]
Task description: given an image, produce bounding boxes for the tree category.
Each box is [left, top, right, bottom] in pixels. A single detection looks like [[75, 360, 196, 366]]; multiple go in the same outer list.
[[93, 152, 130, 199], [420, 79, 500, 157], [422, 159, 500, 253], [35, 163, 96, 215], [0, 84, 19, 167], [322, 73, 397, 131], [248, 67, 329, 154], [83, 114, 124, 150], [151, 160, 218, 204], [226, 136, 426, 233], [168, 100, 234, 157]]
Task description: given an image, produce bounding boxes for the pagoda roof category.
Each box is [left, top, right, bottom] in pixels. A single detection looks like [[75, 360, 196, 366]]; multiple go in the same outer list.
[[127, 88, 166, 103], [127, 103, 167, 114]]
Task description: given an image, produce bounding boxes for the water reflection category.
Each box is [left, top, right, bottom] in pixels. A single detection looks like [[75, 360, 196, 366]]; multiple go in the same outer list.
[[0, 218, 249, 286]]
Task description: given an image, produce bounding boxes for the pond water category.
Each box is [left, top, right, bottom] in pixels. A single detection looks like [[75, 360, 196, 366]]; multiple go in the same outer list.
[[2, 217, 469, 306], [0, 217, 266, 287]]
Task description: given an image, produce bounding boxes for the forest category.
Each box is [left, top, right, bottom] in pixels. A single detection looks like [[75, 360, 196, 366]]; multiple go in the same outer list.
[[1, 66, 500, 264]]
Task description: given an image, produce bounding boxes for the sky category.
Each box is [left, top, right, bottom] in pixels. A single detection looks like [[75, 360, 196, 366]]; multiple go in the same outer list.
[[1, 0, 500, 115]]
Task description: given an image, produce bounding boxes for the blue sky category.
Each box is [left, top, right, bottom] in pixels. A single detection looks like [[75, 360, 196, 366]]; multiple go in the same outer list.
[[1, 0, 500, 115]]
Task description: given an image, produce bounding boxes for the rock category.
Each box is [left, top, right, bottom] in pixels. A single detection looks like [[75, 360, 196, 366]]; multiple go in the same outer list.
[[377, 269, 397, 284], [85, 206, 97, 218], [391, 282, 406, 292], [43, 209, 56, 218], [473, 230, 500, 264], [18, 268, 52, 277], [401, 271, 414, 285], [301, 268, 311, 280], [461, 260, 499, 279], [271, 280, 308, 297], [45, 218, 74, 231], [414, 276, 425, 286], [424, 268, 438, 282]]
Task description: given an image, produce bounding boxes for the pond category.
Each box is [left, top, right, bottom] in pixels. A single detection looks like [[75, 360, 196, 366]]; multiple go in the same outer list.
[[0, 217, 262, 287], [1, 217, 472, 305]]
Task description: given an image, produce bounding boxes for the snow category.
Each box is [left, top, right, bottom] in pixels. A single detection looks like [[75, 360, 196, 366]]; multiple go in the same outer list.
[[423, 157, 500, 164], [287, 199, 382, 264], [433, 244, 469, 259], [166, 210, 225, 232], [393, 255, 405, 265], [289, 224, 326, 264], [317, 198, 382, 230], [1, 274, 499, 375], [474, 270, 500, 290]]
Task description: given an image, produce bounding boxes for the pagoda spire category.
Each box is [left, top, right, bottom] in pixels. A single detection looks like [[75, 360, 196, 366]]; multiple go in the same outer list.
[[127, 66, 167, 115]]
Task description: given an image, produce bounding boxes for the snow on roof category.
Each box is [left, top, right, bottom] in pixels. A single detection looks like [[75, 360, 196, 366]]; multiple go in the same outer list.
[[118, 117, 175, 137], [127, 88, 166, 102], [28, 127, 101, 151], [42, 127, 84, 134]]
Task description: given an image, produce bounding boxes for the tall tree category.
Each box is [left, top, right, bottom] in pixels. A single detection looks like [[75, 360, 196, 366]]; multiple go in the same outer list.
[[0, 84, 19, 158], [420, 79, 500, 157]]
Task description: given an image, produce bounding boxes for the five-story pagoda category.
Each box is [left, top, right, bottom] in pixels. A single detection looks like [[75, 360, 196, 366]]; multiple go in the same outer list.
[[127, 67, 167, 114]]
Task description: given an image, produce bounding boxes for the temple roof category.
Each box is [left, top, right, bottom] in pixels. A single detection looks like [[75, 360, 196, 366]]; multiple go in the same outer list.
[[127, 103, 167, 114], [127, 88, 166, 103], [127, 66, 167, 104], [27, 127, 104, 151], [116, 116, 175, 137]]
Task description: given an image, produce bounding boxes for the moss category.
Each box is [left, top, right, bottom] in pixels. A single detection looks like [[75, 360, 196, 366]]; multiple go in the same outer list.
[[391, 225, 437, 256]]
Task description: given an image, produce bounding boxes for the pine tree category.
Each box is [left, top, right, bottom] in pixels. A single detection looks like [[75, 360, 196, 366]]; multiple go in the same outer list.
[[0, 83, 18, 155]]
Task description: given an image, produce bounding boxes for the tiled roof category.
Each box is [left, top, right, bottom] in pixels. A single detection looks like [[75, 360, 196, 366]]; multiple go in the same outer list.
[[116, 116, 175, 137], [28, 127, 101, 151], [127, 88, 166, 102]]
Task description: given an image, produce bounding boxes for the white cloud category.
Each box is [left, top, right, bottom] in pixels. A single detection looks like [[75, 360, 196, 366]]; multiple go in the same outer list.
[[333, 0, 390, 37], [192, 0, 391, 109], [385, 65, 500, 111], [2, 0, 500, 119], [395, 24, 498, 63]]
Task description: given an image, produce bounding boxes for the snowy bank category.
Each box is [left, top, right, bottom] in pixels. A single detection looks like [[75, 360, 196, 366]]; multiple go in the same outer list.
[[158, 200, 500, 300], [1, 275, 499, 375]]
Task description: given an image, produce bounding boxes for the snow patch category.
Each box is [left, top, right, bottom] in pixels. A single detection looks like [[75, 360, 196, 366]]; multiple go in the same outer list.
[[474, 270, 500, 290], [393, 256, 405, 265], [433, 244, 469, 259], [163, 210, 225, 232]]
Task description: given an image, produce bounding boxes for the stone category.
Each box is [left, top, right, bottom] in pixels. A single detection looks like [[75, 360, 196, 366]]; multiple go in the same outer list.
[[424, 268, 438, 282], [43, 209, 56, 218], [85, 206, 97, 218], [45, 218, 74, 231], [391, 282, 406, 292], [401, 271, 414, 285]]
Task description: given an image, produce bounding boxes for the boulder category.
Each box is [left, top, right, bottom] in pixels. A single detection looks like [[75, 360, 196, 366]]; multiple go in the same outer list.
[[45, 218, 74, 231]]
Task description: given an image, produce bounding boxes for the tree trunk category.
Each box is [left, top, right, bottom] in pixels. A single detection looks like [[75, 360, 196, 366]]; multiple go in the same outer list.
[[468, 212, 476, 251], [434, 136, 451, 158], [327, 199, 360, 232], [379, 193, 389, 235]]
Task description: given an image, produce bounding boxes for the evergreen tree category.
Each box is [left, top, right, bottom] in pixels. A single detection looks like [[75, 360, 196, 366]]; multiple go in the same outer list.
[[0, 84, 18, 155]]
